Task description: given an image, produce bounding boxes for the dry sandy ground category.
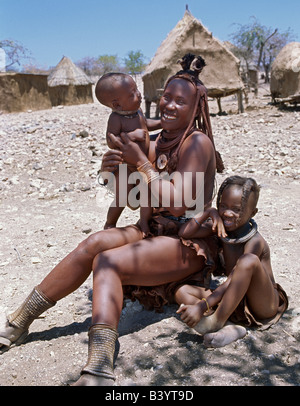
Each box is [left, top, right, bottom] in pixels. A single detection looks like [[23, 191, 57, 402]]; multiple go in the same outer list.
[[0, 82, 299, 387]]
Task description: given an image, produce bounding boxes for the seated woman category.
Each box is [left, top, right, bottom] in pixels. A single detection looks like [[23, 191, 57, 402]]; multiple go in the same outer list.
[[0, 55, 224, 386]]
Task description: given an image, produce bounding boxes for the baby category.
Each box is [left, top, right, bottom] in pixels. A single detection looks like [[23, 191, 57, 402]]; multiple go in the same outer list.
[[176, 176, 288, 348], [95, 73, 161, 232]]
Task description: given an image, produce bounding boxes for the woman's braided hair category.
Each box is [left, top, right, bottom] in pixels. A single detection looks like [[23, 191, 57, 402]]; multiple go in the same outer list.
[[163, 53, 224, 173], [217, 176, 260, 221]]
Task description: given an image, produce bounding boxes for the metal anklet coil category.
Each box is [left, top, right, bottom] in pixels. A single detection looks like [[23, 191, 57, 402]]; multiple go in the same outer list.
[[81, 324, 118, 380], [7, 287, 56, 330]]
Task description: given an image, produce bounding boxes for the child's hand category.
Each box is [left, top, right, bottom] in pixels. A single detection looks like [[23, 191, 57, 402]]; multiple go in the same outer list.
[[176, 303, 204, 328], [208, 208, 227, 238]]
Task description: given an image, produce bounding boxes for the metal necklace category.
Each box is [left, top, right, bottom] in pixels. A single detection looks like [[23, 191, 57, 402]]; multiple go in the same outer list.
[[220, 219, 258, 244]]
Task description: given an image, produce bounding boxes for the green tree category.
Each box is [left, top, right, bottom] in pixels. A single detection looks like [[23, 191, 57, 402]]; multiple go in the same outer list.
[[124, 50, 146, 76], [97, 54, 121, 74]]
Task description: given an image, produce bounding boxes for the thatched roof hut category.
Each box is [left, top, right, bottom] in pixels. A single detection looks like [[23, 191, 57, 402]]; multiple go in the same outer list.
[[48, 56, 94, 106], [142, 10, 244, 116], [271, 42, 300, 104]]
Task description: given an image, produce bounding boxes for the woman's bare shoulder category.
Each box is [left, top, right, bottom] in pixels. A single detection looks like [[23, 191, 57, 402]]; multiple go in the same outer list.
[[186, 130, 213, 146], [181, 130, 214, 156], [177, 130, 215, 173]]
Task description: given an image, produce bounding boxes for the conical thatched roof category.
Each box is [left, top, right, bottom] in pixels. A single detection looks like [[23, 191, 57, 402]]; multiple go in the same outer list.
[[271, 42, 300, 99], [142, 10, 244, 103], [48, 56, 93, 87]]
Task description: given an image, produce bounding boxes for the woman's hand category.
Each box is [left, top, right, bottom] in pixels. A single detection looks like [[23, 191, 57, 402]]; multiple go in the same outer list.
[[100, 149, 123, 173], [126, 129, 146, 143], [108, 132, 147, 167]]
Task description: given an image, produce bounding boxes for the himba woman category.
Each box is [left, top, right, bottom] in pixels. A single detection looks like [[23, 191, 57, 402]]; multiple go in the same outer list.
[[0, 54, 224, 386]]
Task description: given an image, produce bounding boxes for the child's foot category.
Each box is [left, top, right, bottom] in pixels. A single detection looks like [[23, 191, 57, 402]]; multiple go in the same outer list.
[[193, 313, 223, 335], [203, 324, 247, 348]]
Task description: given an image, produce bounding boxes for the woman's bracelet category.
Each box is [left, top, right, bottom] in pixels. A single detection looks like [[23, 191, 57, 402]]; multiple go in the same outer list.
[[201, 297, 210, 313], [137, 161, 160, 184]]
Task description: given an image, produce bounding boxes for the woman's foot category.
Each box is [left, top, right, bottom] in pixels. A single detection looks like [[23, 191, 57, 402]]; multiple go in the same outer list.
[[203, 324, 247, 348], [0, 314, 28, 351], [72, 373, 115, 386]]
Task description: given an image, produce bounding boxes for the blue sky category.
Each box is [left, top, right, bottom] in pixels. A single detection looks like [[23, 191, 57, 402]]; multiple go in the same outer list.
[[1, 0, 299, 69]]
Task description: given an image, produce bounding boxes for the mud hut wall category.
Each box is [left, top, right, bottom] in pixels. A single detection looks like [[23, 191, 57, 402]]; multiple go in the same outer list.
[[75, 84, 93, 104], [49, 84, 93, 106], [0, 73, 52, 113], [0, 74, 94, 112]]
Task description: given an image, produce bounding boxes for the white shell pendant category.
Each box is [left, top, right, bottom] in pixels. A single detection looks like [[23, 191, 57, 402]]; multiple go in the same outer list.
[[157, 154, 168, 170]]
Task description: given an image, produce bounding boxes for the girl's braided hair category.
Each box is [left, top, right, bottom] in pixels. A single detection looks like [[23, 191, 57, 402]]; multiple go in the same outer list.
[[217, 176, 260, 220], [161, 53, 224, 173]]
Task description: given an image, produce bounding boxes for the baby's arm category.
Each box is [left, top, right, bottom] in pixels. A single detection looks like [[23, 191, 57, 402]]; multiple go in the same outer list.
[[145, 118, 161, 131], [106, 114, 122, 148]]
